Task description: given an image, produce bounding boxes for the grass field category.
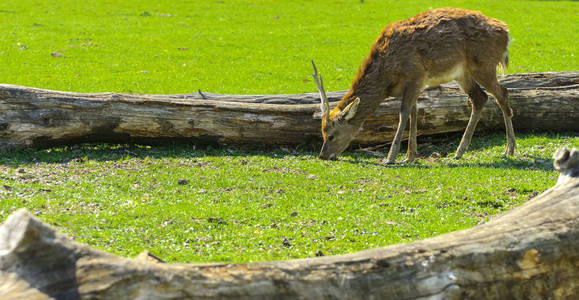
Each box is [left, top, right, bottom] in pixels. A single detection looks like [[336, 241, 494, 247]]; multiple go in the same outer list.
[[1, 0, 577, 94], [1, 0, 578, 263], [1, 133, 577, 262]]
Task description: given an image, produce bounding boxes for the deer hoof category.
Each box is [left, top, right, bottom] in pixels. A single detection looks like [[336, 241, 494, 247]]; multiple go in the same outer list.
[[403, 152, 418, 163], [505, 147, 515, 155], [383, 159, 397, 165]]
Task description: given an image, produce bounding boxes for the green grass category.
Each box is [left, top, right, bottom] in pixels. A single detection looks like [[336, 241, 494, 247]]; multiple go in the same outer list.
[[1, 132, 577, 263], [1, 0, 577, 94], [0, 1, 578, 263]]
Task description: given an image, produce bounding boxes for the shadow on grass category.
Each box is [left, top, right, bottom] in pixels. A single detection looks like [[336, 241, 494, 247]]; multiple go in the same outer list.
[[349, 130, 510, 159], [0, 131, 573, 171], [340, 154, 555, 172], [0, 142, 314, 167], [342, 130, 577, 171], [341, 130, 573, 171]]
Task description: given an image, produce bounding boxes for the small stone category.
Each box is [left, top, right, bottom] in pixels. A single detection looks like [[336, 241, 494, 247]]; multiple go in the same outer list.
[[528, 191, 539, 200], [282, 238, 291, 247], [307, 174, 317, 180], [207, 217, 226, 224]]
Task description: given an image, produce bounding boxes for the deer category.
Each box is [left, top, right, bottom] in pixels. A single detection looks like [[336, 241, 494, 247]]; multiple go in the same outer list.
[[313, 8, 515, 164]]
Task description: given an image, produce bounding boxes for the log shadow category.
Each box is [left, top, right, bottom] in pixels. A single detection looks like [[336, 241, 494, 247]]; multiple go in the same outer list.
[[0, 131, 573, 171], [0, 142, 318, 167]]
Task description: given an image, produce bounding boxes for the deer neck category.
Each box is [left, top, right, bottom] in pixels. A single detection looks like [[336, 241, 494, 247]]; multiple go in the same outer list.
[[337, 72, 390, 127]]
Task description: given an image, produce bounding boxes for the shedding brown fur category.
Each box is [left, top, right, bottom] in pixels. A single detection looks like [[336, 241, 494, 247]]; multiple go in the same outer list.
[[316, 8, 515, 163]]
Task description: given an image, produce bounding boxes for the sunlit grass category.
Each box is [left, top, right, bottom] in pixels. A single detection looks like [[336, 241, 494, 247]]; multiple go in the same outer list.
[[1, 132, 576, 263], [0, 0, 577, 94], [0, 0, 577, 263]]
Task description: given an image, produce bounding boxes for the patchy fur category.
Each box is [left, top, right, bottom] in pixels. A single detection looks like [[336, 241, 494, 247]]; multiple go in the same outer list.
[[319, 8, 515, 161], [336, 8, 509, 114]]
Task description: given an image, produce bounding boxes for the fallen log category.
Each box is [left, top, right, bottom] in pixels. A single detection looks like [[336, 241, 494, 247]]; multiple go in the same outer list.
[[0, 147, 577, 299], [0, 72, 577, 151]]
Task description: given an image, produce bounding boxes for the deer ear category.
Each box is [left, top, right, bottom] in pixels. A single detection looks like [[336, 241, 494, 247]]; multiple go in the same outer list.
[[340, 97, 360, 121]]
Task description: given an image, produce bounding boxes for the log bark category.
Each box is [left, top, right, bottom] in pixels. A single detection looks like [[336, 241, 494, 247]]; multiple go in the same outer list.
[[1, 147, 578, 299], [0, 72, 577, 151]]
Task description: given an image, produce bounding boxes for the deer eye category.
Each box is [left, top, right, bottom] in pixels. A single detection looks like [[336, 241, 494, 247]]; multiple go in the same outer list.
[[328, 135, 335, 142]]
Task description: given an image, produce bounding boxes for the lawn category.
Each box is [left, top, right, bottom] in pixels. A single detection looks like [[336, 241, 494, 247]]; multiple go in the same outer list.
[[1, 0, 577, 94], [0, 0, 578, 263], [1, 132, 577, 263]]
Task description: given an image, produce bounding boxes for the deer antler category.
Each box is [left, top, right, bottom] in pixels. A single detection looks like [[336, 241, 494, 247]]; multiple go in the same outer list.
[[312, 60, 330, 119]]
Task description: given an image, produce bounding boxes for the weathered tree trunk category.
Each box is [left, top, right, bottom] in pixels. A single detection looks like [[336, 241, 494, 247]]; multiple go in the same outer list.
[[1, 148, 578, 299], [0, 72, 577, 151]]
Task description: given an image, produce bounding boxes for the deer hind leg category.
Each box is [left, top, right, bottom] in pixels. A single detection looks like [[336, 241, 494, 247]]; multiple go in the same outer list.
[[472, 68, 516, 155], [403, 104, 418, 163], [454, 77, 488, 159], [385, 83, 421, 164]]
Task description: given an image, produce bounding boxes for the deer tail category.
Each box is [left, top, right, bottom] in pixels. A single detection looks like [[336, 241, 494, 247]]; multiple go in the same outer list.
[[499, 49, 509, 73], [499, 35, 510, 73]]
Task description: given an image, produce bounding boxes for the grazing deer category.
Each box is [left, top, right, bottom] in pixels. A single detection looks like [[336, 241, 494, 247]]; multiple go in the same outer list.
[[313, 8, 515, 163]]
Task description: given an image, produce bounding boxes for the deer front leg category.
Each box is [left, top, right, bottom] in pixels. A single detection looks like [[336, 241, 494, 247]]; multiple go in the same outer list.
[[455, 79, 487, 159], [385, 85, 420, 164], [403, 104, 418, 163], [385, 111, 409, 164]]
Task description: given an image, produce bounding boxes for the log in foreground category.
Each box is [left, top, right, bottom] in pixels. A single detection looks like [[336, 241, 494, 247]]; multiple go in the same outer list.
[[0, 72, 578, 150], [1, 148, 578, 299]]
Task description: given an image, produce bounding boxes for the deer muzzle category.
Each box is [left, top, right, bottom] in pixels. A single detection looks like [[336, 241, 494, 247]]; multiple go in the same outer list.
[[319, 143, 337, 160]]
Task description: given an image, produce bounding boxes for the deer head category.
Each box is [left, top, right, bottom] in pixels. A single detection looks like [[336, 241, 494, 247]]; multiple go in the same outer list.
[[312, 61, 361, 160]]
